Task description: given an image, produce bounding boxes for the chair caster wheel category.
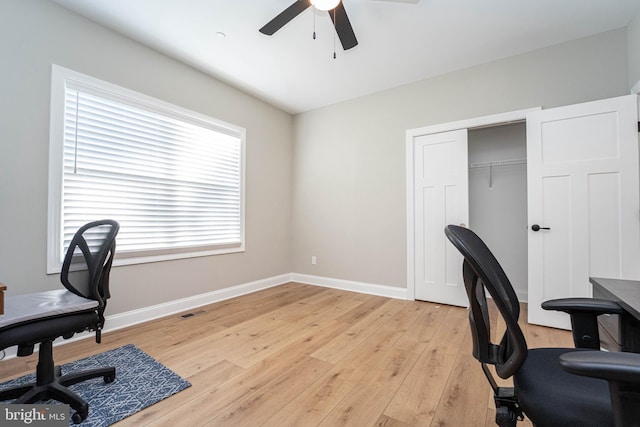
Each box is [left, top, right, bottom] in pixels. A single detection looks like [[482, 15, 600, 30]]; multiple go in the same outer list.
[[71, 412, 85, 424], [104, 373, 115, 383]]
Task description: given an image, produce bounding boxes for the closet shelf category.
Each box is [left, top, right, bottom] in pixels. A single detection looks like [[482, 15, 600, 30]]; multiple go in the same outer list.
[[469, 158, 527, 169], [469, 158, 527, 189]]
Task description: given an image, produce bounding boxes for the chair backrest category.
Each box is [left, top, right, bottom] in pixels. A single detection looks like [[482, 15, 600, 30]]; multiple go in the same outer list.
[[444, 225, 527, 379], [61, 220, 119, 326]]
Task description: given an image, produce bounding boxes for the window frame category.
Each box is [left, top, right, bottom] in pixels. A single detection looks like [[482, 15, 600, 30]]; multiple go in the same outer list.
[[47, 65, 246, 274]]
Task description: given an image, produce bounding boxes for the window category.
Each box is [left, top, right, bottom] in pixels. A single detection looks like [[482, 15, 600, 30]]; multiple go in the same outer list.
[[47, 65, 245, 273]]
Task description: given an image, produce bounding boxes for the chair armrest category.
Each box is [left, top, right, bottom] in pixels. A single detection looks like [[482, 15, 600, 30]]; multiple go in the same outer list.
[[542, 298, 624, 349], [559, 351, 640, 426], [559, 351, 640, 383], [542, 298, 625, 315]]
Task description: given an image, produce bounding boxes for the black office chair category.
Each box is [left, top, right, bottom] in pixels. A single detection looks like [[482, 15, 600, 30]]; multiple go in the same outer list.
[[444, 224, 640, 427], [0, 220, 119, 424]]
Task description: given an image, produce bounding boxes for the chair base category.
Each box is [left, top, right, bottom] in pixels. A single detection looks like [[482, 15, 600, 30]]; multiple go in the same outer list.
[[481, 364, 524, 426], [0, 341, 115, 424], [494, 386, 525, 427]]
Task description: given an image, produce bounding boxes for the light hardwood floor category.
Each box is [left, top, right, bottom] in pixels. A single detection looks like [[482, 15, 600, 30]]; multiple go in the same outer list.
[[0, 283, 572, 426]]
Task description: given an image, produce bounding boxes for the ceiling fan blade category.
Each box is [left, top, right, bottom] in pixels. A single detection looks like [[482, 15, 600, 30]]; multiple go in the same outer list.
[[329, 2, 358, 50], [259, 0, 312, 36]]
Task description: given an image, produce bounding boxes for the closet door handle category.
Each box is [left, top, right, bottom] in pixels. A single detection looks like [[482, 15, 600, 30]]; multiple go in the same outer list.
[[531, 224, 550, 232]]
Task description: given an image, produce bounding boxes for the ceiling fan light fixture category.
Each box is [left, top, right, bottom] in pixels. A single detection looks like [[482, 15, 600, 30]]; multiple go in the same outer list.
[[310, 0, 340, 11]]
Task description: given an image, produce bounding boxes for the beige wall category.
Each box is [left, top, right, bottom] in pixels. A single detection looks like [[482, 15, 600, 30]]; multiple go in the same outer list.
[[291, 28, 630, 289], [629, 11, 640, 89], [0, 0, 294, 314]]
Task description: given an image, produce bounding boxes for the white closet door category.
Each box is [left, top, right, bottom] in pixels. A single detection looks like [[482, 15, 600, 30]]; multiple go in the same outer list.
[[414, 129, 469, 306], [527, 94, 640, 329]]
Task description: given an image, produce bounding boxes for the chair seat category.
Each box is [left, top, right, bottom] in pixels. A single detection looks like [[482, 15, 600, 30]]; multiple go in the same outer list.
[[514, 348, 614, 427], [0, 290, 99, 352], [0, 290, 97, 331]]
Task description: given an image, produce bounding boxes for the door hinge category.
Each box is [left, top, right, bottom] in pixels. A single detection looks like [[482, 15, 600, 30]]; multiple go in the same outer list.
[[638, 122, 640, 132]]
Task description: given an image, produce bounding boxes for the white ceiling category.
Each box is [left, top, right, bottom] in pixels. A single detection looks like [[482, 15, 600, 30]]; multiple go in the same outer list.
[[51, 0, 640, 114]]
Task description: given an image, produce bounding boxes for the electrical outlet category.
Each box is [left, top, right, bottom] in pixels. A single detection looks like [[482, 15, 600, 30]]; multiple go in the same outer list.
[[311, 256, 317, 265]]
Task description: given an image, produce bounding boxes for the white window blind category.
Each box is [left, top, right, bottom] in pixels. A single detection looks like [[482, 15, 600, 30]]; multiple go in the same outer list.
[[48, 66, 245, 272]]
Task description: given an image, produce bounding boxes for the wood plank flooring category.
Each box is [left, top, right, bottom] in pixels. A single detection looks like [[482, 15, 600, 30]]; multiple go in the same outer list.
[[0, 283, 572, 426]]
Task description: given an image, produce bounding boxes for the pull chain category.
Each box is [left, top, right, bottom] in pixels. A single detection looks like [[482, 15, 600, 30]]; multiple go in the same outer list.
[[312, 5, 338, 59], [333, 8, 336, 59]]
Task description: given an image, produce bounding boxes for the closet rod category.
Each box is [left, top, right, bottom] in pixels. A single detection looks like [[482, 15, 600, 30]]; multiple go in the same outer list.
[[468, 158, 527, 169]]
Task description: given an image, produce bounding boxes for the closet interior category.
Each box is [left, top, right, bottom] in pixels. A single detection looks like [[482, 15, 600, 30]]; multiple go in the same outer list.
[[468, 122, 528, 300]]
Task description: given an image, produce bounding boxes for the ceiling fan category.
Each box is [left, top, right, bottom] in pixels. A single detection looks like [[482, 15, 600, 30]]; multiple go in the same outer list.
[[259, 0, 358, 51]]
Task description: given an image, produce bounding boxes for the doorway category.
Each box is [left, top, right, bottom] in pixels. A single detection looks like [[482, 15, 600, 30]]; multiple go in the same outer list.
[[406, 108, 537, 306]]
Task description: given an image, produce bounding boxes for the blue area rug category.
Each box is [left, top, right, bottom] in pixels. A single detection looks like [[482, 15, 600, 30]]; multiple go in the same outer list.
[[0, 344, 191, 426]]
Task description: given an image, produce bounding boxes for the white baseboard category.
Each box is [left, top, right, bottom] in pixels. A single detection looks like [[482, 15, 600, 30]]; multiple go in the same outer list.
[[516, 290, 528, 303], [290, 273, 409, 300]]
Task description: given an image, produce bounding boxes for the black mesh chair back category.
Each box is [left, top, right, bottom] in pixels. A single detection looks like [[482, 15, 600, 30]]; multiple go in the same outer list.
[[61, 220, 118, 339], [445, 224, 527, 379]]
